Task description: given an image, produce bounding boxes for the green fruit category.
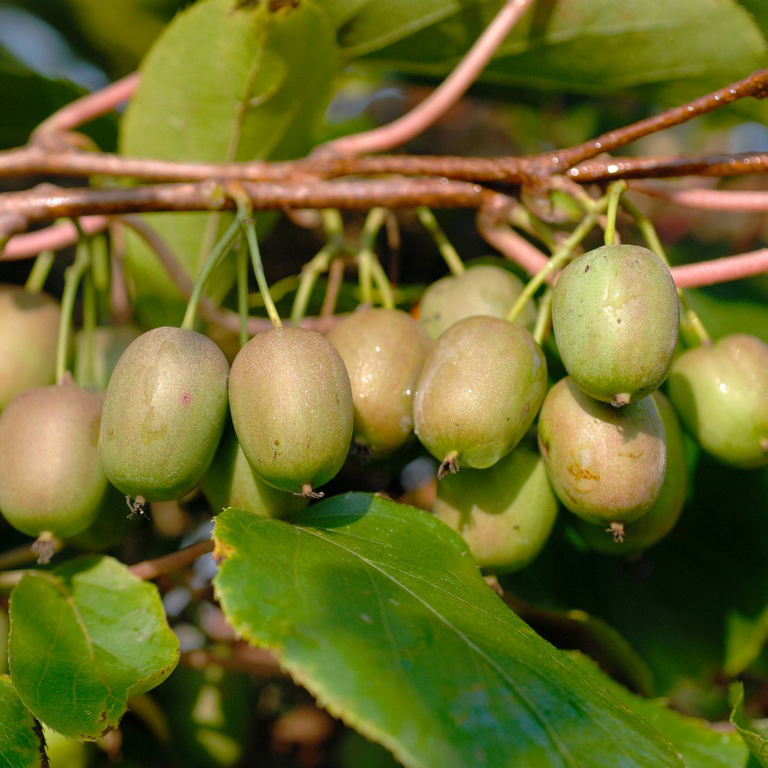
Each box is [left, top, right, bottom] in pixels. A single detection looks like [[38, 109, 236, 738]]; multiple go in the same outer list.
[[99, 327, 230, 502], [575, 391, 687, 554], [537, 377, 666, 534], [0, 377, 108, 539], [418, 264, 537, 339], [552, 244, 679, 406], [432, 440, 558, 572], [326, 308, 432, 458], [229, 327, 353, 496], [667, 334, 768, 468], [74, 323, 142, 390], [414, 316, 547, 475], [202, 422, 308, 517], [0, 285, 60, 410]]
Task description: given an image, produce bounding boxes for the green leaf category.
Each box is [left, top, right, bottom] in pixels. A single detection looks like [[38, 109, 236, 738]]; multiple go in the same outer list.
[[8, 555, 179, 740], [119, 0, 338, 326], [341, 0, 765, 95], [731, 682, 768, 767], [570, 655, 749, 768], [0, 675, 45, 768], [213, 493, 687, 768]]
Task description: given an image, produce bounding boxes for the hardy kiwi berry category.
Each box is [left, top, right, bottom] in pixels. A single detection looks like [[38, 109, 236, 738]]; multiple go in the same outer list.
[[228, 327, 353, 496], [537, 376, 666, 540], [99, 327, 230, 504], [326, 308, 431, 459], [575, 391, 687, 554], [432, 440, 558, 573], [0, 376, 110, 560], [552, 244, 679, 406], [0, 285, 60, 411], [202, 422, 308, 518], [418, 264, 536, 339], [668, 334, 768, 468], [413, 315, 547, 476]]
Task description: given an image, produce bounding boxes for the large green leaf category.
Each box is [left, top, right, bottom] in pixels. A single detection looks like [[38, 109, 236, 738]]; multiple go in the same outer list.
[[0, 676, 45, 768], [8, 555, 179, 740], [730, 682, 768, 767], [334, 0, 765, 95], [570, 655, 748, 768], [213, 493, 688, 768], [119, 0, 338, 326]]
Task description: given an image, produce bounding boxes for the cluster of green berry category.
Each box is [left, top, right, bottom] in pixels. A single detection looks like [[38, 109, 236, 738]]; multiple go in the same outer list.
[[0, 242, 765, 573]]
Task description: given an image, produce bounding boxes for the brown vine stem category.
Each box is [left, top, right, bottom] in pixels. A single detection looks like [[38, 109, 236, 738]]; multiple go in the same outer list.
[[552, 68, 768, 171], [320, 0, 536, 156], [129, 538, 215, 581], [32, 72, 140, 139], [0, 178, 493, 240], [567, 152, 768, 183], [631, 182, 768, 210], [181, 645, 284, 677]]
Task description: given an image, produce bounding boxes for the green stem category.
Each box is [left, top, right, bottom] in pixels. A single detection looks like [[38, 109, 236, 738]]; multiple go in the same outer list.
[[369, 256, 395, 309], [416, 206, 465, 276], [181, 217, 241, 332], [603, 181, 627, 246], [236, 246, 249, 348], [507, 209, 601, 325], [78, 270, 97, 389], [622, 197, 711, 346], [25, 250, 55, 294], [56, 245, 90, 382], [357, 208, 387, 307], [290, 244, 334, 327], [508, 207, 558, 252], [321, 209, 345, 240], [532, 286, 553, 347], [239, 209, 282, 329]]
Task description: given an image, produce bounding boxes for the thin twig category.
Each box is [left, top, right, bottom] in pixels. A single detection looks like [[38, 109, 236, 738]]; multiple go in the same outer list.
[[670, 249, 768, 288], [129, 538, 215, 581], [631, 182, 768, 210], [2, 215, 108, 260], [552, 68, 768, 170], [33, 72, 140, 139], [321, 0, 536, 156]]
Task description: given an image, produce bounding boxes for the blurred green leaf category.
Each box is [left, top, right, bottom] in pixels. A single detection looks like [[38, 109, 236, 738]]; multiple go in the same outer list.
[[214, 493, 689, 768], [8, 555, 179, 740], [120, 0, 338, 326], [0, 675, 45, 768], [731, 682, 768, 767], [337, 0, 765, 95]]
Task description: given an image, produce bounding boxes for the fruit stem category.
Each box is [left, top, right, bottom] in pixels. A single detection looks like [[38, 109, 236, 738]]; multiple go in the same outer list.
[[532, 286, 553, 346], [239, 206, 283, 329], [508, 206, 558, 252], [24, 249, 55, 293], [357, 208, 388, 307], [55, 240, 90, 382], [416, 206, 466, 276], [77, 269, 98, 389], [622, 197, 712, 346], [181, 216, 241, 332], [603, 181, 627, 246], [291, 243, 336, 326], [236, 244, 249, 348], [507, 207, 603, 324], [369, 254, 396, 310]]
